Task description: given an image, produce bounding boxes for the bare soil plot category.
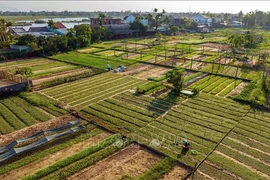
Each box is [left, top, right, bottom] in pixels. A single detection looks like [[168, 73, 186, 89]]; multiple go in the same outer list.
[[202, 43, 230, 51], [122, 64, 170, 80], [226, 81, 249, 97], [69, 144, 161, 180], [162, 164, 191, 180], [0, 131, 111, 180], [0, 114, 74, 146]]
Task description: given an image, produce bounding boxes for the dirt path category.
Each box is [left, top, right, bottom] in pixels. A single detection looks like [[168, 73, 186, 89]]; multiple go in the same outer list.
[[69, 144, 161, 180], [0, 131, 111, 180], [0, 114, 74, 146], [162, 164, 191, 180], [215, 151, 270, 179]]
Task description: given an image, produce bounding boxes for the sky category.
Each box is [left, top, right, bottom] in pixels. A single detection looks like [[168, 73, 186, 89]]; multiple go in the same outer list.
[[0, 1, 270, 14]]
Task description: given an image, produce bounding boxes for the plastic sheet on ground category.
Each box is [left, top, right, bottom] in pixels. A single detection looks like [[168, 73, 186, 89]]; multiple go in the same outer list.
[[0, 123, 85, 163], [0, 119, 80, 155]]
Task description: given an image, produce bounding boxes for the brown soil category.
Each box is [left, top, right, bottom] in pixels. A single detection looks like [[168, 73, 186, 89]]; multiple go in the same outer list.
[[162, 164, 191, 180], [69, 144, 161, 180], [0, 131, 112, 180], [226, 82, 249, 97], [203, 43, 230, 50], [122, 64, 170, 80], [0, 114, 75, 146], [122, 64, 154, 76], [135, 67, 169, 80]]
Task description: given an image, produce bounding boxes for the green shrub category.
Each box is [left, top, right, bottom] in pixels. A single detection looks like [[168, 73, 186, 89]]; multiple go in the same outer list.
[[249, 88, 266, 105], [192, 87, 200, 96]]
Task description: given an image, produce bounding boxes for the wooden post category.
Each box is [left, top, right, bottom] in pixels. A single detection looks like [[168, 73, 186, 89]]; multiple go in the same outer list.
[[182, 44, 184, 55], [164, 41, 166, 50], [190, 58, 193, 69], [203, 46, 204, 54], [235, 66, 239, 78]]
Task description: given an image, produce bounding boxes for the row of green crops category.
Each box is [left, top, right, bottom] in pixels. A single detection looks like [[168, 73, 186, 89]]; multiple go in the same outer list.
[[41, 73, 146, 109], [188, 75, 244, 97], [22, 134, 132, 180], [51, 52, 136, 69], [0, 94, 59, 134]]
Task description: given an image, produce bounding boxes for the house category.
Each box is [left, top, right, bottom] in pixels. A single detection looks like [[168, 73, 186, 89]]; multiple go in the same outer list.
[[229, 21, 242, 27], [90, 18, 122, 27], [192, 14, 212, 25], [28, 26, 51, 33], [124, 13, 148, 26], [7, 27, 27, 37], [49, 22, 68, 35], [169, 15, 183, 26]]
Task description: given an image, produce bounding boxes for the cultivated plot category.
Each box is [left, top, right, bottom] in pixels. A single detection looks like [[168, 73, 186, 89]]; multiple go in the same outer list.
[[40, 72, 146, 109]]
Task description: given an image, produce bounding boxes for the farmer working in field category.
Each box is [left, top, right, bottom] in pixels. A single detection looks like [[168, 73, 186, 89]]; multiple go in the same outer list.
[[182, 139, 190, 150]]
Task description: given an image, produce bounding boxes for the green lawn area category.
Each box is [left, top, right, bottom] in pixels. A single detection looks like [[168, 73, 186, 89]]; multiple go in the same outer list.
[[51, 52, 136, 69]]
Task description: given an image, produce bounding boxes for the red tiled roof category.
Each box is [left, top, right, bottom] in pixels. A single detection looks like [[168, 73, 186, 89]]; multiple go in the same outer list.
[[54, 22, 66, 29]]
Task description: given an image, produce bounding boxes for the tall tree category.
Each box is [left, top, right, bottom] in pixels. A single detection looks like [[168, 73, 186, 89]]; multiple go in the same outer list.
[[146, 8, 169, 31], [167, 69, 185, 95], [0, 19, 12, 48], [129, 16, 148, 37], [47, 19, 58, 30], [98, 13, 106, 25], [74, 24, 92, 48]]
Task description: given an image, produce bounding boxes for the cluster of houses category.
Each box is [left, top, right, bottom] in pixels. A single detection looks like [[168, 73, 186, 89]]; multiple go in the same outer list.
[[7, 13, 243, 39], [7, 22, 68, 38]]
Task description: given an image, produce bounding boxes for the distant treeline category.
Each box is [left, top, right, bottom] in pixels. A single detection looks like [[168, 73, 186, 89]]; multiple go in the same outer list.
[[0, 11, 208, 19]]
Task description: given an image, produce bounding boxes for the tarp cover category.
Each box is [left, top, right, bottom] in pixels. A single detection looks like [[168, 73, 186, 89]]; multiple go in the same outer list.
[[0, 119, 80, 154], [0, 123, 85, 163]]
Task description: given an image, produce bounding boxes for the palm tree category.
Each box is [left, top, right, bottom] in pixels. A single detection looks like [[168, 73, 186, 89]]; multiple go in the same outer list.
[[98, 13, 106, 25], [47, 19, 57, 30], [0, 19, 12, 43]]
